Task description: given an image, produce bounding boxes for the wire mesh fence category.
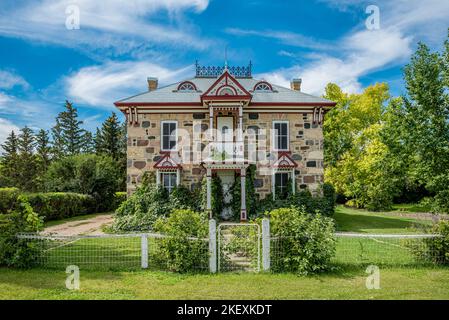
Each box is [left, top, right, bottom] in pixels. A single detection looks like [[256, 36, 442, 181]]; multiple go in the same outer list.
[[270, 233, 444, 270], [12, 231, 446, 272], [217, 223, 260, 273], [16, 233, 209, 272]]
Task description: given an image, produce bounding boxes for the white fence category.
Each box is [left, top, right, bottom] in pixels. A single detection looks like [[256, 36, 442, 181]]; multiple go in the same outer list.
[[16, 221, 443, 272]]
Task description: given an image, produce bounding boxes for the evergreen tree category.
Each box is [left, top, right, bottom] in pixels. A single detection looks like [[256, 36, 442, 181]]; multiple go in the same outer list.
[[35, 129, 51, 189], [98, 112, 122, 160], [17, 126, 38, 191], [94, 127, 104, 154], [81, 131, 94, 154], [56, 100, 86, 156], [0, 130, 19, 186], [51, 118, 65, 160]]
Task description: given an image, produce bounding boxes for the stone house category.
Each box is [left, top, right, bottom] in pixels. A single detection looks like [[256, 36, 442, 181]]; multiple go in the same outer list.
[[114, 63, 335, 221]]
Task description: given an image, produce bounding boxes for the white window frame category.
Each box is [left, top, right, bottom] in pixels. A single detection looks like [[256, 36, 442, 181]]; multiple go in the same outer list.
[[161, 171, 177, 193], [161, 120, 178, 151], [272, 121, 289, 151]]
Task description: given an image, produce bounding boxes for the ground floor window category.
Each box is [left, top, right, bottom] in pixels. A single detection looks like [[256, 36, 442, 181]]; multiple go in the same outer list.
[[162, 172, 177, 193], [275, 172, 290, 200]]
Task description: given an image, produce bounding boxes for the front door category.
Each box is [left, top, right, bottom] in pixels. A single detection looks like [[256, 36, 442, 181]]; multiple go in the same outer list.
[[217, 171, 235, 220], [217, 116, 234, 158]]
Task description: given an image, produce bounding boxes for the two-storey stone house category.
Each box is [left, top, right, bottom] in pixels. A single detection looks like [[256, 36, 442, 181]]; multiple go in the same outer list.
[[114, 62, 335, 221]]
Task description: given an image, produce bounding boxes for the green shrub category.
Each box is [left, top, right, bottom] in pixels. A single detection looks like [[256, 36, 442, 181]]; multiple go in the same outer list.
[[112, 192, 127, 211], [263, 207, 336, 274], [26, 192, 96, 221], [153, 209, 208, 273], [257, 183, 336, 217], [0, 195, 43, 267], [112, 183, 171, 232], [45, 154, 122, 212], [0, 187, 20, 214], [410, 220, 449, 264]]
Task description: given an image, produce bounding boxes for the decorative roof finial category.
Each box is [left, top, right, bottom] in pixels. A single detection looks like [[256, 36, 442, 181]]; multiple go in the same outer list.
[[224, 46, 228, 69]]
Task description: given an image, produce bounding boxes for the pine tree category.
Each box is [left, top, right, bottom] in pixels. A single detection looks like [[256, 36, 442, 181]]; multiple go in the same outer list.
[[94, 127, 104, 154], [34, 129, 51, 190], [57, 100, 86, 156], [0, 130, 19, 186], [99, 112, 122, 160], [81, 130, 94, 153], [51, 118, 65, 160], [17, 126, 38, 191]]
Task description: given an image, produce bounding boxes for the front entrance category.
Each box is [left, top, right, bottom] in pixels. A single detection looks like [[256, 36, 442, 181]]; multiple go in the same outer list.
[[217, 171, 235, 220], [217, 116, 234, 158]]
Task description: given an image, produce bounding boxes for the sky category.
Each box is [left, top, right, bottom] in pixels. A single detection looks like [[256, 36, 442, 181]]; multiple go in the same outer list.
[[1, 0, 449, 146]]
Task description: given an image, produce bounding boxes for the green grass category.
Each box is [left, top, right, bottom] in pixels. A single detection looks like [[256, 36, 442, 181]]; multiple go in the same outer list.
[[334, 205, 433, 234], [44, 213, 112, 228], [392, 203, 432, 213], [1, 267, 449, 299]]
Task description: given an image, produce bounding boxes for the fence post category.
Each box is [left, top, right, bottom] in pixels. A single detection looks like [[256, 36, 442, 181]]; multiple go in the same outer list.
[[209, 219, 217, 273], [262, 218, 270, 271], [141, 234, 148, 269]]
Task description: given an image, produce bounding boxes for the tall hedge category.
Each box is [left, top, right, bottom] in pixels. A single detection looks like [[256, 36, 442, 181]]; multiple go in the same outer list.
[[0, 187, 21, 214], [26, 192, 96, 221]]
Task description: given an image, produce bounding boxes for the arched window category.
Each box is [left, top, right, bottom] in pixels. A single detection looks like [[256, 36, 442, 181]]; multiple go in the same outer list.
[[177, 81, 197, 91], [254, 81, 272, 92], [218, 87, 235, 96]]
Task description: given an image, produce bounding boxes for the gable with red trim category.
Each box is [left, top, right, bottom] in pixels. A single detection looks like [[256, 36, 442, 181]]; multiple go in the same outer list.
[[153, 153, 182, 170], [201, 70, 252, 103], [272, 152, 299, 168]]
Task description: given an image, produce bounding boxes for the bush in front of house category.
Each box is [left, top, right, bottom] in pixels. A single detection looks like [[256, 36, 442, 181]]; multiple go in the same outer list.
[[410, 220, 449, 265], [112, 181, 202, 232], [153, 209, 209, 273], [0, 195, 43, 268], [257, 183, 336, 217], [44, 154, 122, 212], [0, 187, 21, 214], [265, 207, 336, 274], [26, 192, 96, 221]]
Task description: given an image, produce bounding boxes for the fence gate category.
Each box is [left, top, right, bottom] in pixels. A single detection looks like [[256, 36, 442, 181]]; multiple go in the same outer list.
[[217, 223, 260, 272]]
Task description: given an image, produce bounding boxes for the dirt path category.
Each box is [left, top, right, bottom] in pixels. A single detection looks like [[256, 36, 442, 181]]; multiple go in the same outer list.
[[43, 214, 114, 236]]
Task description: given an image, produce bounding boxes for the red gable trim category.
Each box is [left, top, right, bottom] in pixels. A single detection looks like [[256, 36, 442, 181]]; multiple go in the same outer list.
[[153, 153, 182, 169], [273, 152, 298, 168], [201, 70, 252, 102]]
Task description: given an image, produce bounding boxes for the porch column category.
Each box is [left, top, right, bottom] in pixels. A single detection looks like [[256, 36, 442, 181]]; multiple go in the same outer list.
[[209, 107, 214, 141], [238, 105, 243, 158], [156, 169, 160, 186], [176, 169, 181, 186], [271, 170, 276, 201], [240, 167, 247, 221], [291, 168, 296, 195], [206, 168, 212, 218]]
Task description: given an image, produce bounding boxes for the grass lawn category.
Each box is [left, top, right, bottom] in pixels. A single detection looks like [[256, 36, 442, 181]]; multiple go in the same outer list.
[[334, 205, 433, 234], [1, 266, 449, 299]]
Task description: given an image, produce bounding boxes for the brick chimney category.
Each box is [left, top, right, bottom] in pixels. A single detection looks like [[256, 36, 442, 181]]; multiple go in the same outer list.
[[147, 77, 158, 91], [290, 78, 302, 91]]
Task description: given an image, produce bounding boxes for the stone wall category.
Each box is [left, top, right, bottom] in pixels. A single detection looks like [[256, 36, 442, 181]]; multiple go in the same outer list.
[[126, 111, 324, 198]]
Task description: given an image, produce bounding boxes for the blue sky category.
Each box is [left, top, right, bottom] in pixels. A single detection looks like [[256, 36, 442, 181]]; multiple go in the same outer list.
[[1, 0, 449, 145]]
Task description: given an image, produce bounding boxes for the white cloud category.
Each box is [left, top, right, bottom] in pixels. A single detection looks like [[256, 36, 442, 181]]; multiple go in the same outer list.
[[0, 70, 29, 90], [0, 0, 211, 55], [0, 118, 20, 149], [226, 28, 333, 51], [258, 28, 412, 95], [65, 60, 193, 107]]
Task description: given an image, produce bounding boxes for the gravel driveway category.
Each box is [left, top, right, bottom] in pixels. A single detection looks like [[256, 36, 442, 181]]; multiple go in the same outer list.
[[43, 214, 114, 236]]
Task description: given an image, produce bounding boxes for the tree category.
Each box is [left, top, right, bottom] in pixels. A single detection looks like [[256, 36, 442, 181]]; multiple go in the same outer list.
[[97, 112, 122, 160], [17, 126, 38, 191], [55, 100, 88, 156], [35, 129, 52, 189], [400, 38, 449, 212], [0, 131, 19, 186], [51, 118, 65, 160]]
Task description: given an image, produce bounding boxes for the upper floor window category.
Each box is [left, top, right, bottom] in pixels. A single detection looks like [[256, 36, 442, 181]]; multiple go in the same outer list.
[[218, 86, 235, 96], [178, 81, 197, 91], [161, 121, 177, 151], [254, 81, 272, 92], [273, 121, 289, 151]]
